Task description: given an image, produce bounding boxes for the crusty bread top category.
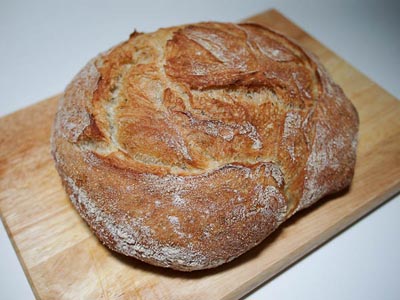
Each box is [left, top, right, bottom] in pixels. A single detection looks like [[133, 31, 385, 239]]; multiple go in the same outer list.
[[51, 22, 359, 271]]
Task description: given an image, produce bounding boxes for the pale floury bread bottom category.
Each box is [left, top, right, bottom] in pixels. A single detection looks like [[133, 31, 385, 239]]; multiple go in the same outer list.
[[51, 22, 359, 271]]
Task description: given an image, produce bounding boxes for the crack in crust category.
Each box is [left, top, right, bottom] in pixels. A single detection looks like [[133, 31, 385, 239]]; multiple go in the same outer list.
[[51, 22, 359, 271], [72, 23, 322, 176]]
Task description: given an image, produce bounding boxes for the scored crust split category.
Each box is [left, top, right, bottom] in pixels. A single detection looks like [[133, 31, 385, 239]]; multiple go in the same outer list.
[[51, 22, 359, 271]]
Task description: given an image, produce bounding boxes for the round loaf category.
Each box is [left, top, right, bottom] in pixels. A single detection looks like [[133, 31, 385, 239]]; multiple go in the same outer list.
[[51, 22, 359, 271]]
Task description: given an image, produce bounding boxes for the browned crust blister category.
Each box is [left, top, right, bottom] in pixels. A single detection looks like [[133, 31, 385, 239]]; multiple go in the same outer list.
[[51, 22, 359, 271]]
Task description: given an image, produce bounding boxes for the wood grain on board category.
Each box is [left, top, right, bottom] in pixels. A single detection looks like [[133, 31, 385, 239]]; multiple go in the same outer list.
[[0, 9, 399, 300]]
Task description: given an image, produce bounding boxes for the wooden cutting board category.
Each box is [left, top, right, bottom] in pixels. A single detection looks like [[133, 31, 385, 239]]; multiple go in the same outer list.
[[0, 9, 399, 300]]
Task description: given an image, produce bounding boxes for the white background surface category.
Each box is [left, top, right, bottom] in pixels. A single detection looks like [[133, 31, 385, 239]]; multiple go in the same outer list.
[[0, 0, 399, 299]]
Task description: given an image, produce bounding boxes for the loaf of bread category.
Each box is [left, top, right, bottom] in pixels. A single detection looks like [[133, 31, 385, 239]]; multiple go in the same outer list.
[[51, 22, 359, 271]]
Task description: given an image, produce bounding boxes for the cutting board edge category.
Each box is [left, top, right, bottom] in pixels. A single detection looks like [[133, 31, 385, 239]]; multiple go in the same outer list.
[[0, 93, 60, 124], [248, 9, 400, 103], [229, 182, 400, 300], [0, 210, 42, 300], [1, 11, 399, 129], [0, 8, 399, 300]]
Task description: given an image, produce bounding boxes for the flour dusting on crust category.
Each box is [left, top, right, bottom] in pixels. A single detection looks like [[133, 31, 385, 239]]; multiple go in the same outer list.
[[65, 175, 208, 269], [51, 21, 359, 271]]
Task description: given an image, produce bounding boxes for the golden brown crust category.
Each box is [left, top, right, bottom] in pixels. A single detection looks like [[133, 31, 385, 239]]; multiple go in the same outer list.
[[51, 22, 359, 271]]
